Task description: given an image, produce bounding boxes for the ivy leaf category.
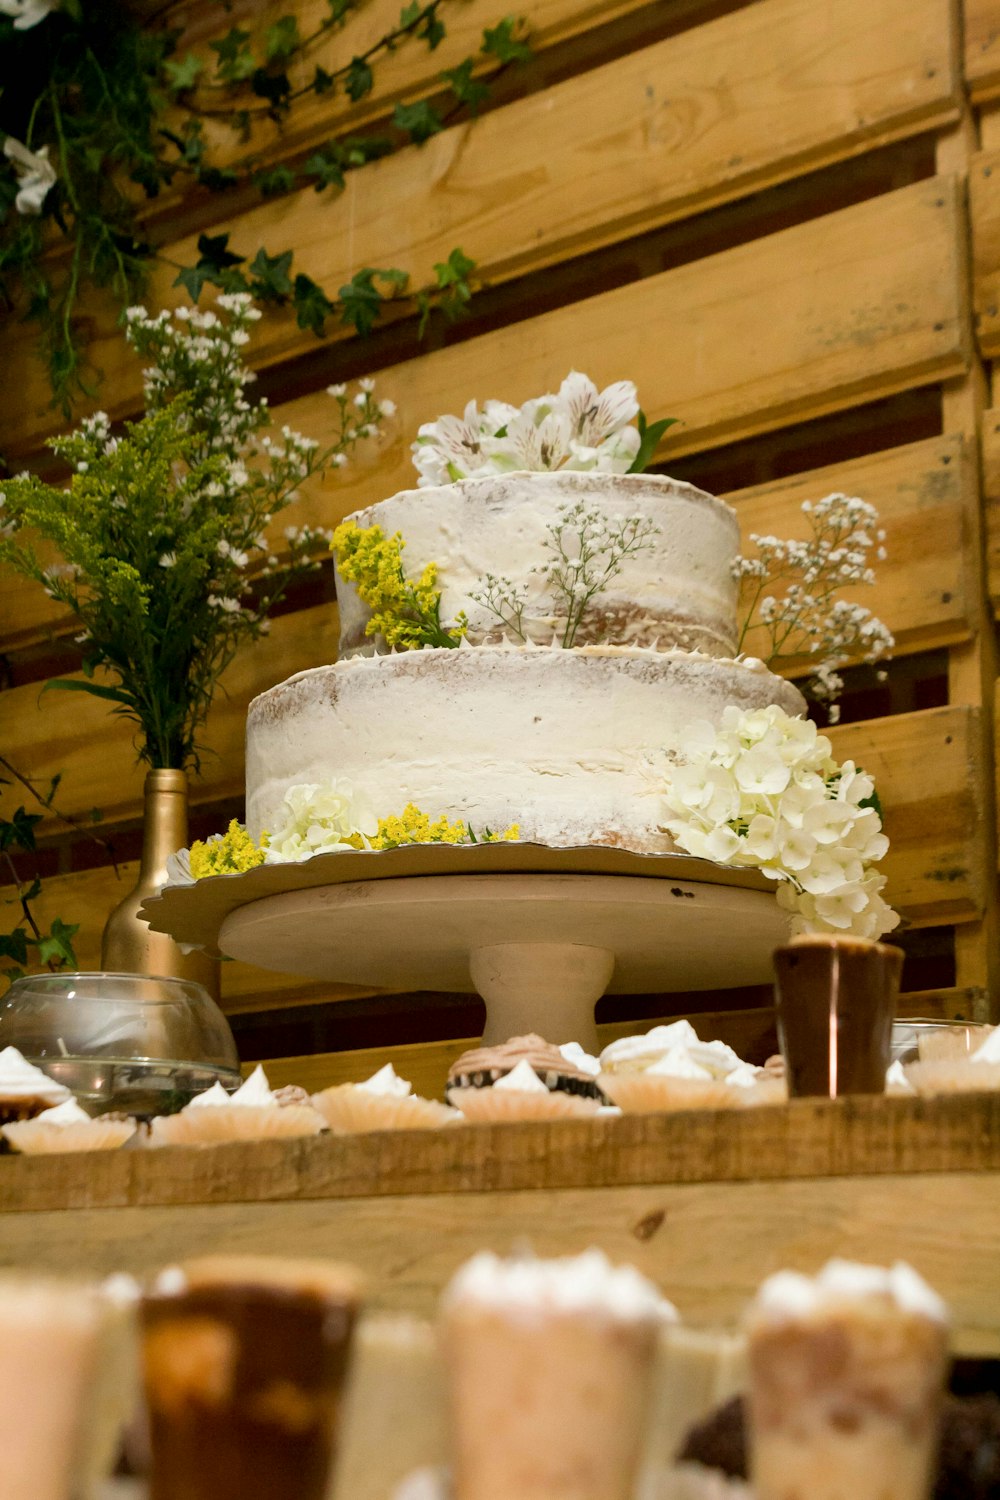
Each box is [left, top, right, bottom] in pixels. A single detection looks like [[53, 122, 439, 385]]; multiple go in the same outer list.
[[293, 273, 336, 336], [313, 65, 335, 96], [0, 931, 29, 966], [197, 232, 245, 270], [328, 0, 354, 20], [174, 262, 215, 302], [346, 57, 374, 101], [339, 266, 409, 336], [0, 807, 41, 853], [434, 247, 476, 321], [304, 148, 345, 191], [420, 11, 446, 48], [393, 99, 443, 143], [442, 58, 489, 115], [399, 1, 422, 23], [265, 15, 301, 61], [252, 163, 297, 197], [248, 247, 293, 300], [210, 27, 256, 82], [164, 53, 204, 93], [481, 17, 533, 64], [627, 411, 679, 474], [35, 918, 79, 970], [251, 69, 292, 110]]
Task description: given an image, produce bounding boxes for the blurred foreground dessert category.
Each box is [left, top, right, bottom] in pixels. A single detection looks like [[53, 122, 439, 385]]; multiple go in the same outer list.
[[441, 1248, 675, 1500], [745, 1259, 949, 1500], [141, 1254, 362, 1500]]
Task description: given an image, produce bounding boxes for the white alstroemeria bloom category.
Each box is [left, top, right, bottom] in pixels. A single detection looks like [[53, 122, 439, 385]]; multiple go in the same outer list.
[[557, 371, 639, 446], [412, 401, 493, 486], [483, 408, 573, 473], [3, 137, 57, 215], [0, 0, 60, 28]]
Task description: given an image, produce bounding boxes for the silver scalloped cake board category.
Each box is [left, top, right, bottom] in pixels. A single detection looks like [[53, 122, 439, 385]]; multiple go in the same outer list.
[[142, 845, 789, 1048]]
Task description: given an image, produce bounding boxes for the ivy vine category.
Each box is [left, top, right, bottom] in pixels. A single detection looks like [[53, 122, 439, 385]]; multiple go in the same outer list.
[[0, 0, 531, 413]]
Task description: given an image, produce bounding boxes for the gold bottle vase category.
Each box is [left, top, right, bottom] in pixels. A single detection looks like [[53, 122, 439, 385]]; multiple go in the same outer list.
[[101, 769, 220, 1000]]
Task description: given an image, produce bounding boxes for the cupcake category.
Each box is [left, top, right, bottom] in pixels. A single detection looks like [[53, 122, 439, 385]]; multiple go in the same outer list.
[[0, 1046, 71, 1127], [1, 1097, 137, 1154], [905, 1025, 1000, 1096], [448, 1058, 602, 1122], [599, 1049, 739, 1114], [722, 1062, 787, 1109], [312, 1064, 460, 1134], [600, 1023, 743, 1082], [146, 1064, 325, 1146], [447, 1034, 604, 1103]]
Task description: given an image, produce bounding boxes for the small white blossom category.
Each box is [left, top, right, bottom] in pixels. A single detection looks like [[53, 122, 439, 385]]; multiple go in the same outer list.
[[158, 552, 178, 569], [3, 136, 57, 215], [661, 703, 898, 940], [0, 0, 60, 29]]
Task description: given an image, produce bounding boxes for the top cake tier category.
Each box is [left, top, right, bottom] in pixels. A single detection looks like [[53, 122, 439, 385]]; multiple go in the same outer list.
[[335, 471, 740, 657]]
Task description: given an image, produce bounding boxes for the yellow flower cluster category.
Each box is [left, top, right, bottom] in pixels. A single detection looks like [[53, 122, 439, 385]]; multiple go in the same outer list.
[[331, 520, 465, 649], [371, 803, 520, 850], [189, 820, 268, 878]]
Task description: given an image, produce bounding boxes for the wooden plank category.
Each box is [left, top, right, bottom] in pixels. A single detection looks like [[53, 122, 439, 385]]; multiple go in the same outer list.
[[5, 1094, 1000, 1216], [0, 0, 959, 459], [726, 433, 976, 658], [829, 705, 985, 925], [238, 174, 970, 521], [965, 0, 1000, 101], [2, 1171, 998, 1350], [969, 149, 1000, 359], [980, 406, 1000, 612]]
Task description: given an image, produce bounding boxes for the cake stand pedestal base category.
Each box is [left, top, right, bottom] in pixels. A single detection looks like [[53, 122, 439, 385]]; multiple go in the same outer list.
[[220, 872, 789, 1050]]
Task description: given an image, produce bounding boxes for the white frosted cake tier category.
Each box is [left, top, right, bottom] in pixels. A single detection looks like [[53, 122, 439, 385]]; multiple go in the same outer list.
[[245, 646, 805, 855], [335, 471, 740, 657]]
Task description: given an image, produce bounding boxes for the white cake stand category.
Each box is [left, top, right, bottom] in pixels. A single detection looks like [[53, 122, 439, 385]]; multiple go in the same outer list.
[[142, 845, 789, 1051]]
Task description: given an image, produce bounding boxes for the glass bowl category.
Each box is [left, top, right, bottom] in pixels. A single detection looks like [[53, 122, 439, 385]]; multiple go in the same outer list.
[[890, 1018, 993, 1066], [0, 972, 241, 1118]]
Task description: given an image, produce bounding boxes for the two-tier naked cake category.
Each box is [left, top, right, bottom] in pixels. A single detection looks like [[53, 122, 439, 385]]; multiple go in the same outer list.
[[245, 469, 805, 855]]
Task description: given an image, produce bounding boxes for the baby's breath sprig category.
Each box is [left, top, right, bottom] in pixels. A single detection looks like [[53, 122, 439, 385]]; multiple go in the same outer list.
[[332, 521, 466, 650], [734, 493, 894, 715], [471, 501, 659, 648]]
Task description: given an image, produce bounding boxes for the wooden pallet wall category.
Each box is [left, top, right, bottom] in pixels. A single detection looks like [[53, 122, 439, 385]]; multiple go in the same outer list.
[[2, 0, 999, 1077]]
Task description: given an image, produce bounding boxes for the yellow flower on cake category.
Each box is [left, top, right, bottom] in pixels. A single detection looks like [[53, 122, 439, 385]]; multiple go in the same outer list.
[[186, 820, 267, 879]]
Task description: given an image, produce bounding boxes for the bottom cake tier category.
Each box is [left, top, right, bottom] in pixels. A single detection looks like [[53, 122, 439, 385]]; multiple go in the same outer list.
[[245, 644, 805, 853]]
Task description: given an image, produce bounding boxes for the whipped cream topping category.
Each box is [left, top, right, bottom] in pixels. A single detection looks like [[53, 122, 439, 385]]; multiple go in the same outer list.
[[600, 1021, 699, 1069], [492, 1060, 549, 1094], [885, 1060, 914, 1092], [443, 1249, 678, 1323], [971, 1027, 1000, 1064], [752, 1259, 948, 1324], [724, 1062, 762, 1089], [34, 1098, 92, 1126], [358, 1063, 412, 1098], [0, 1047, 71, 1104], [558, 1042, 601, 1078], [187, 1066, 275, 1110], [646, 1047, 713, 1081]]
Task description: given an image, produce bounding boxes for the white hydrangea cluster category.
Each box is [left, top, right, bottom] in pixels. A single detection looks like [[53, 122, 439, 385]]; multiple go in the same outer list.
[[264, 780, 376, 863], [734, 493, 894, 715], [661, 704, 899, 940], [411, 371, 641, 487]]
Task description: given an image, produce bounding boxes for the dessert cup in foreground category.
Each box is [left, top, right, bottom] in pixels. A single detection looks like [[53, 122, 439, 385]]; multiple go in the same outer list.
[[2, 1097, 137, 1153], [0, 1044, 72, 1127], [441, 1249, 674, 1500], [141, 1254, 362, 1500], [0, 1274, 104, 1500], [313, 1063, 460, 1132], [447, 1058, 601, 1121], [745, 1259, 949, 1500]]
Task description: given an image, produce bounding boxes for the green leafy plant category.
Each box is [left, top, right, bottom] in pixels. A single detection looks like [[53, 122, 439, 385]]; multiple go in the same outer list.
[[0, 294, 391, 769], [0, 760, 82, 986], [0, 1, 532, 410]]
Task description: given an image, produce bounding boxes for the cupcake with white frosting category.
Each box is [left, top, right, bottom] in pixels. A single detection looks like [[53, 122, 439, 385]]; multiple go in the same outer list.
[[599, 1047, 738, 1114], [448, 1058, 602, 1122], [0, 1046, 71, 1127], [904, 1025, 1000, 1096], [146, 1064, 326, 1146], [312, 1064, 460, 1133], [1, 1097, 137, 1154]]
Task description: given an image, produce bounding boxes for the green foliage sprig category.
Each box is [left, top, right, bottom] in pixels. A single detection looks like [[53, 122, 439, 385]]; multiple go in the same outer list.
[[0, 760, 82, 986], [0, 1, 531, 411]]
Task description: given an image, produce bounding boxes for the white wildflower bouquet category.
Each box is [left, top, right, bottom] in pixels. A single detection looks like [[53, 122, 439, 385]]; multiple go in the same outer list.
[[0, 293, 389, 770], [411, 370, 673, 486], [734, 493, 894, 713], [661, 704, 898, 940]]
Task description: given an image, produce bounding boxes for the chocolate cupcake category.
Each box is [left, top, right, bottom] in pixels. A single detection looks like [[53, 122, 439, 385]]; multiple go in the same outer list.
[[446, 1034, 604, 1103]]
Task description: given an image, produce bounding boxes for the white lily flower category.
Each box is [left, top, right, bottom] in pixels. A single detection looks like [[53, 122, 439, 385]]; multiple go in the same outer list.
[[3, 136, 57, 215], [0, 0, 60, 28]]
